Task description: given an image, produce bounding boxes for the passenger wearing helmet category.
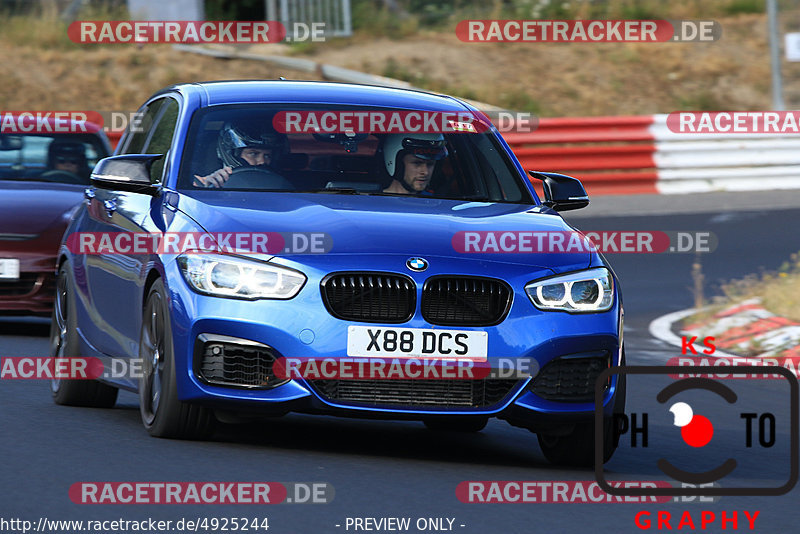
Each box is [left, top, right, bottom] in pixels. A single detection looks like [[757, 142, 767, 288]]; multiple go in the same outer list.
[[382, 133, 448, 195], [193, 121, 286, 188]]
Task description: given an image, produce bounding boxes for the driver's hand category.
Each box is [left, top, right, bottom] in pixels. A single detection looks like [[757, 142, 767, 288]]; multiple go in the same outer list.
[[193, 166, 232, 188]]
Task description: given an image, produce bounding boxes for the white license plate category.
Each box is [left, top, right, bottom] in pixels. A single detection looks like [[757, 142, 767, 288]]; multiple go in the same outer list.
[[0, 259, 20, 280], [347, 326, 487, 361]]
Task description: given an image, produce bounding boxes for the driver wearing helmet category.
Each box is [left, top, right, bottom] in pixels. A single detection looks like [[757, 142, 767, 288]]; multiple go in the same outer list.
[[193, 121, 286, 188], [382, 133, 448, 195], [44, 140, 89, 180]]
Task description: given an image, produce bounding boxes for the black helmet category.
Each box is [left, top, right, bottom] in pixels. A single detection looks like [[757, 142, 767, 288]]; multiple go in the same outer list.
[[48, 140, 87, 170], [216, 121, 287, 168]]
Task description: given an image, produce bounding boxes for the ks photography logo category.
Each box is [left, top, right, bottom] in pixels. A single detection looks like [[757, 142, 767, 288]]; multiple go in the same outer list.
[[594, 366, 798, 497]]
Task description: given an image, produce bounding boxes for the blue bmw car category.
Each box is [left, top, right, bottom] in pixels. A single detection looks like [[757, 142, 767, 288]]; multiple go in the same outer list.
[[52, 81, 625, 466]]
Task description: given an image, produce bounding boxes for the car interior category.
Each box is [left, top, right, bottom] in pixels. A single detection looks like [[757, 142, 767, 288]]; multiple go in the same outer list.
[[0, 134, 106, 185], [181, 108, 528, 203], [188, 131, 497, 198]]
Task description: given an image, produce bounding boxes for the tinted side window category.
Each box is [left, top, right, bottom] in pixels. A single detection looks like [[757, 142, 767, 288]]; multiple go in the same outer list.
[[144, 99, 180, 183], [121, 100, 164, 154], [0, 133, 108, 184]]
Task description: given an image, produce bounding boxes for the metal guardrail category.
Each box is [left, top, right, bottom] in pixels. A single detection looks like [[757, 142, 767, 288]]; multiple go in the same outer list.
[[505, 116, 659, 195], [506, 114, 800, 195]]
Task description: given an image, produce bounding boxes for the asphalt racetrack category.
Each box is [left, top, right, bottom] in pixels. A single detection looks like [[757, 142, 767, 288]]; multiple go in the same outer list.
[[1, 191, 798, 533]]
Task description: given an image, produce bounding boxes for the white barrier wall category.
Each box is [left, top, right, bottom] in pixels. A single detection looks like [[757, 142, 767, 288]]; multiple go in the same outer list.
[[127, 0, 204, 20], [650, 114, 800, 194]]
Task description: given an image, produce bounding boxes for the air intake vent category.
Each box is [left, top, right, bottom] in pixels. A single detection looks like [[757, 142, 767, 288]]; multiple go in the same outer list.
[[531, 352, 611, 402], [195, 335, 286, 389], [0, 273, 40, 297], [308, 378, 520, 409]]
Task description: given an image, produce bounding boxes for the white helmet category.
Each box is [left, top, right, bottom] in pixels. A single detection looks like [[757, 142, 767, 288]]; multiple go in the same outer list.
[[383, 133, 448, 178]]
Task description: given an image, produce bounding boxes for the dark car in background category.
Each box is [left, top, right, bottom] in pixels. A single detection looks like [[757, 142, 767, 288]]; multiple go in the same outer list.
[[0, 125, 111, 315]]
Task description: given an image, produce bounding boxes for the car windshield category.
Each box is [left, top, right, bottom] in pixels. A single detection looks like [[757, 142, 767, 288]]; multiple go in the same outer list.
[[179, 105, 533, 203], [0, 133, 108, 185]]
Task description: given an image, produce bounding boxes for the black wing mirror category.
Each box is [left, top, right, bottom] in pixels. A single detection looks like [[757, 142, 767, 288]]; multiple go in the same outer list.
[[528, 171, 589, 212], [91, 154, 163, 195]]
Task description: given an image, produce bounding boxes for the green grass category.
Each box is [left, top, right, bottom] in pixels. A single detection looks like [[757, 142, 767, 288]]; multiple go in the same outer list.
[[675, 90, 726, 112], [684, 252, 800, 328], [351, 0, 419, 38], [381, 58, 431, 86], [723, 0, 765, 16], [0, 1, 130, 49], [495, 89, 543, 115]]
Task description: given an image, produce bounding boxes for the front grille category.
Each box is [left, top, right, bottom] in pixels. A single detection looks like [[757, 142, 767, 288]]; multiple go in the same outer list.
[[531, 352, 610, 402], [321, 272, 415, 323], [422, 277, 512, 326], [196, 336, 285, 389], [308, 378, 519, 408], [0, 273, 40, 297]]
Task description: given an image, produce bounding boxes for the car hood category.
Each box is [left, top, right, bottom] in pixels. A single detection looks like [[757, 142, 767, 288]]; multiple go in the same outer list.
[[0, 181, 84, 236], [178, 192, 592, 271]]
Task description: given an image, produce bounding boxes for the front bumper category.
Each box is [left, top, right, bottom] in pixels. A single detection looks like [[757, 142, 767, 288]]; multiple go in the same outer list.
[[164, 255, 623, 427], [0, 257, 57, 315]]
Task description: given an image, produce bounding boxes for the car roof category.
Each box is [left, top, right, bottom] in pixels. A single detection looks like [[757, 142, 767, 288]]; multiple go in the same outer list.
[[162, 80, 472, 111]]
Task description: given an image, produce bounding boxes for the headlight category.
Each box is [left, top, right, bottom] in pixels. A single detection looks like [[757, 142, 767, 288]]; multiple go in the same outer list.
[[177, 253, 306, 300], [525, 267, 614, 313]]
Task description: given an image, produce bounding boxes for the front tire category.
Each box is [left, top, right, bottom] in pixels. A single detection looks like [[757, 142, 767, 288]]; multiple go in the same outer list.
[[537, 349, 627, 467], [50, 260, 118, 408], [138, 278, 215, 439], [537, 417, 616, 467]]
